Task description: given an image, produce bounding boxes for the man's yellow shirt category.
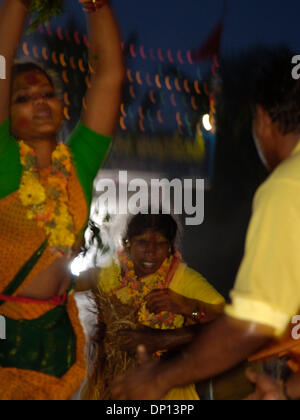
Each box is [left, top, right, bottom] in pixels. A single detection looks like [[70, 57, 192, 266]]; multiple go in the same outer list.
[[226, 141, 300, 337]]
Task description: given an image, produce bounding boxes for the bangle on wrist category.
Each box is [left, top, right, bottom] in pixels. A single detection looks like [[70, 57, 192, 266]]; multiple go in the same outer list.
[[191, 304, 207, 322], [81, 0, 108, 13]]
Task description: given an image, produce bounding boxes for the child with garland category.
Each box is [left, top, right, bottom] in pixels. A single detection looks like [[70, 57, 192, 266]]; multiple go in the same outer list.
[[0, 0, 124, 400], [85, 213, 225, 400]]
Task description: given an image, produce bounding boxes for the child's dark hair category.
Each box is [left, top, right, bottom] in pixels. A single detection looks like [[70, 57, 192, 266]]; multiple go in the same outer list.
[[125, 212, 178, 252]]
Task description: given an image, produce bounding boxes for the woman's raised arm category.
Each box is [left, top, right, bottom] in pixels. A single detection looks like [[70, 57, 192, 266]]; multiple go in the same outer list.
[[82, 2, 125, 136], [0, 0, 28, 124]]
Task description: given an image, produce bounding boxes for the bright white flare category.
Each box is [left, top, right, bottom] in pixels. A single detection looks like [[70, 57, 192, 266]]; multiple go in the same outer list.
[[202, 114, 213, 131]]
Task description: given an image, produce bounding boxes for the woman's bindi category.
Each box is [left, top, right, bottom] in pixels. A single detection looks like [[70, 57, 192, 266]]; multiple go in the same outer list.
[[24, 72, 41, 86]]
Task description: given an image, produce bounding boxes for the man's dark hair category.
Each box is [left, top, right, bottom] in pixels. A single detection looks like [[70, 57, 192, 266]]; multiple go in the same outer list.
[[125, 212, 178, 251], [219, 46, 300, 135], [249, 46, 300, 135]]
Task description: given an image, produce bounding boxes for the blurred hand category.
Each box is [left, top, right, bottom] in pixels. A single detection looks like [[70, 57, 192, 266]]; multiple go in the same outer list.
[[146, 289, 196, 317], [112, 345, 168, 400], [245, 368, 287, 400], [117, 329, 166, 354], [117, 326, 196, 354]]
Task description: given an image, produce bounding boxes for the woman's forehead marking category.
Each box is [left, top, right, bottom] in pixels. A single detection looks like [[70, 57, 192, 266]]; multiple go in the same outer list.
[[14, 72, 50, 91], [24, 71, 44, 86], [134, 232, 167, 242]]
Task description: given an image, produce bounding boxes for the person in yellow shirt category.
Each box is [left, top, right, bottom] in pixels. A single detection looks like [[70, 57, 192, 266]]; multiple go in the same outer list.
[[83, 212, 224, 400], [111, 46, 300, 400]]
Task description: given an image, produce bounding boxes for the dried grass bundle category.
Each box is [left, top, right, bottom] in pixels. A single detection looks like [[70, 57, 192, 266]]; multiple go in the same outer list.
[[82, 287, 139, 400]]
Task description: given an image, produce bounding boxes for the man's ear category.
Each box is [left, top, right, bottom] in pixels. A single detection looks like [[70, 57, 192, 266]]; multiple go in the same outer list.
[[255, 105, 273, 136]]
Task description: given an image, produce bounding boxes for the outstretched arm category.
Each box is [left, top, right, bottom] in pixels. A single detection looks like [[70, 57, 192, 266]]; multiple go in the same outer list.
[[117, 325, 203, 355], [0, 0, 28, 124], [112, 315, 272, 400], [74, 268, 100, 292], [82, 2, 124, 136], [156, 316, 272, 391]]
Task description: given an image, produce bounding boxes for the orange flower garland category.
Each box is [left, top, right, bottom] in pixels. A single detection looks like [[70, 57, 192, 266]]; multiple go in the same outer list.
[[102, 250, 184, 329], [18, 141, 75, 255]]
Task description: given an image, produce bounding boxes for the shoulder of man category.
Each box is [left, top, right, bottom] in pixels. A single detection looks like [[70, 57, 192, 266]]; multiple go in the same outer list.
[[253, 150, 300, 210]]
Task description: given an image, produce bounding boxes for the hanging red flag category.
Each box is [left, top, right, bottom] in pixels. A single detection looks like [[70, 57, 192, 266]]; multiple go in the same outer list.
[[192, 20, 223, 62], [192, 0, 227, 62]]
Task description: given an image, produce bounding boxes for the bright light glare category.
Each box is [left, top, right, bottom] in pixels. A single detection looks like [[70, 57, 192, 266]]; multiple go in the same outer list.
[[202, 114, 213, 131], [70, 255, 86, 277]]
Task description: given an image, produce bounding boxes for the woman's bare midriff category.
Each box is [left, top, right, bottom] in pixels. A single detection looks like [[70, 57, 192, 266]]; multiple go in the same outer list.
[[18, 257, 72, 300]]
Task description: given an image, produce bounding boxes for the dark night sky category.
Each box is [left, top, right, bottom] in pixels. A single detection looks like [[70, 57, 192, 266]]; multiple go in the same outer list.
[[120, 0, 300, 52], [53, 0, 300, 144], [1, 1, 299, 98], [222, 0, 300, 52], [59, 0, 300, 53]]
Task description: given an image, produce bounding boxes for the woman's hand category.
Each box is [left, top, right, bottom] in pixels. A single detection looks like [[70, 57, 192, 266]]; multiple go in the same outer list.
[[112, 346, 169, 400], [145, 289, 196, 317], [146, 289, 224, 324]]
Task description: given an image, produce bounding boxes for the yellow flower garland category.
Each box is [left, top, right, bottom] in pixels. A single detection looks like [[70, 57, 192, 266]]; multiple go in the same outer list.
[[99, 251, 184, 329], [19, 140, 76, 255]]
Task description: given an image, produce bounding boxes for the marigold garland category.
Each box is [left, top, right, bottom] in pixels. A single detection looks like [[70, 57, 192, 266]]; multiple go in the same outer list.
[[99, 251, 184, 330], [18, 140, 75, 255]]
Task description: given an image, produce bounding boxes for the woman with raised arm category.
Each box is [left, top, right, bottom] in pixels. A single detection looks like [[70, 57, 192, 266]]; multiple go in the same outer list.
[[0, 0, 124, 400]]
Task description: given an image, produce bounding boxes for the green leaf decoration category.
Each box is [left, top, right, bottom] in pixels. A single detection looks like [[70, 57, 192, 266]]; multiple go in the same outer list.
[[27, 0, 63, 33]]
